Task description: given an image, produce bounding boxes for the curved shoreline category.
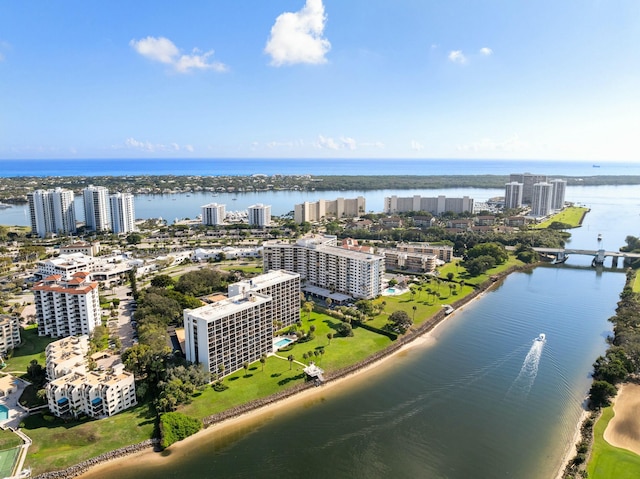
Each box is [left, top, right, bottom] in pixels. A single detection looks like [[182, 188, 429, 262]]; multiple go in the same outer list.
[[33, 265, 527, 479]]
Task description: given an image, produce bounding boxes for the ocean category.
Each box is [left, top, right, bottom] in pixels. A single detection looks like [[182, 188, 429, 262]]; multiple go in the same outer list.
[[1, 158, 640, 177]]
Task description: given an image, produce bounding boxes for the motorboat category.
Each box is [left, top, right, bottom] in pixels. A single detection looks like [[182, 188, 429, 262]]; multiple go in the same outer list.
[[536, 333, 546, 342]]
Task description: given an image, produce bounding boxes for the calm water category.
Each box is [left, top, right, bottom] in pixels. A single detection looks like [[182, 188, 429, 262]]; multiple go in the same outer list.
[[77, 192, 635, 479], [83, 266, 624, 479]]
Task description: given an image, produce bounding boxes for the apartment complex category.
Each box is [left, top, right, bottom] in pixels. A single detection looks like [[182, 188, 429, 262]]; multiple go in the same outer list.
[[228, 270, 300, 329], [27, 188, 77, 238], [294, 196, 366, 224], [45, 336, 137, 419], [202, 203, 226, 226], [550, 179, 567, 211], [247, 204, 271, 227], [509, 173, 548, 204], [504, 182, 524, 210], [109, 193, 136, 234], [384, 195, 474, 215], [382, 250, 437, 273], [262, 235, 384, 300], [32, 272, 100, 338], [396, 242, 454, 263], [60, 241, 101, 256], [0, 315, 21, 355], [83, 185, 111, 232], [531, 182, 554, 217]]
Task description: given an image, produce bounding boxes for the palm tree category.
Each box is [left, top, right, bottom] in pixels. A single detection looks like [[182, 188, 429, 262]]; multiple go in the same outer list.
[[303, 301, 314, 321], [288, 354, 295, 370], [243, 361, 249, 376], [412, 305, 417, 322], [260, 354, 267, 371], [325, 297, 333, 309], [327, 332, 333, 345]]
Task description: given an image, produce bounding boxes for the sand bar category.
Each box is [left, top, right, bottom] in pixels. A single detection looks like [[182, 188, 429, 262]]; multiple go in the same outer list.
[[603, 382, 640, 455]]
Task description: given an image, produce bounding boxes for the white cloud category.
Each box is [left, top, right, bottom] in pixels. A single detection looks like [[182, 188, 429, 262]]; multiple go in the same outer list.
[[315, 135, 340, 150], [479, 47, 493, 56], [130, 36, 227, 73], [456, 135, 529, 153], [360, 141, 385, 149], [122, 137, 194, 152], [448, 50, 467, 64], [341, 137, 357, 150], [411, 140, 425, 151], [265, 0, 331, 66]]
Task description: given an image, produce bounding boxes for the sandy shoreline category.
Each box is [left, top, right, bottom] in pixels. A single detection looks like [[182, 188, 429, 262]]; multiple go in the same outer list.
[[75, 299, 464, 478], [603, 382, 640, 455]]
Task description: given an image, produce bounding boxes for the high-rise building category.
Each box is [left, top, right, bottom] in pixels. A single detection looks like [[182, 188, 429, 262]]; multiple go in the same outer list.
[[504, 182, 524, 210], [184, 270, 301, 378], [294, 197, 366, 224], [509, 173, 548, 204], [28, 188, 77, 238], [248, 204, 271, 227], [384, 195, 474, 215], [83, 185, 111, 232], [531, 182, 554, 217], [32, 272, 100, 338], [550, 179, 567, 211], [110, 193, 136, 234], [262, 234, 385, 300], [202, 203, 226, 226]]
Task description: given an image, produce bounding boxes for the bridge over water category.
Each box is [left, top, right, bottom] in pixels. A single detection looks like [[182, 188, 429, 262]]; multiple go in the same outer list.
[[531, 247, 640, 267]]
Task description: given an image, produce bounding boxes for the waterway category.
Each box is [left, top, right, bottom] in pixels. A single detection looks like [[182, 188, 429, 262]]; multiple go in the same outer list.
[[78, 191, 634, 478], [83, 265, 624, 479]]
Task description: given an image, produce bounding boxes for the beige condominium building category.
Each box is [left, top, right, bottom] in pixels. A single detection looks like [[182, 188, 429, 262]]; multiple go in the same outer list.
[[45, 335, 137, 419], [384, 195, 474, 215], [294, 196, 366, 224], [0, 315, 21, 356], [32, 272, 100, 338], [262, 234, 384, 300]]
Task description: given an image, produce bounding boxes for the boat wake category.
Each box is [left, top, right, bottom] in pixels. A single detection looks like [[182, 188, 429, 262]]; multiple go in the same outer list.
[[506, 334, 546, 399]]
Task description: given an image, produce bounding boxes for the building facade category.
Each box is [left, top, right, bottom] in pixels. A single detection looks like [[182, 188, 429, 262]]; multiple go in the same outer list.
[[384, 195, 474, 215], [550, 179, 567, 211], [262, 235, 384, 300], [509, 173, 548, 204], [247, 204, 271, 227], [28, 188, 77, 238], [45, 336, 137, 419], [504, 182, 524, 210], [110, 193, 136, 234], [294, 197, 366, 224], [83, 185, 111, 232], [531, 182, 554, 217], [0, 315, 21, 355], [202, 203, 226, 226], [396, 242, 454, 263], [32, 272, 100, 338]]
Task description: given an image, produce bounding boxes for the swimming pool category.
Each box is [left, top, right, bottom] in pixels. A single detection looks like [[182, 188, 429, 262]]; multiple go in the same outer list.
[[386, 288, 396, 293], [0, 405, 9, 421], [274, 338, 293, 349]]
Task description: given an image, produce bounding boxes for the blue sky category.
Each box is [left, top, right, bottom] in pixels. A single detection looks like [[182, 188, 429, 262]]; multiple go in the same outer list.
[[1, 0, 639, 161]]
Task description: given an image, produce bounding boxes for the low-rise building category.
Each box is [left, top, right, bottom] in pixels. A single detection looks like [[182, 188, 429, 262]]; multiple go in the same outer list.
[[0, 315, 21, 356], [396, 242, 454, 263], [45, 336, 136, 419], [60, 241, 101, 257]]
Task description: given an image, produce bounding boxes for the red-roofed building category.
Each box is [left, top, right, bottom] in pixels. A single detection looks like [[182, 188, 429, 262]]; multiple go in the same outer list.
[[32, 272, 101, 338]]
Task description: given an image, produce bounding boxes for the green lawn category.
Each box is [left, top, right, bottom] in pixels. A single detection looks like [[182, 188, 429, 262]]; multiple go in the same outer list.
[[632, 272, 640, 293], [4, 325, 55, 374], [23, 403, 156, 475], [0, 430, 22, 450], [587, 407, 640, 479], [533, 206, 589, 229]]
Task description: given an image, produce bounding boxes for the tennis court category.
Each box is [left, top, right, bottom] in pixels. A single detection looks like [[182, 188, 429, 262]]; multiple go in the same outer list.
[[0, 446, 20, 478]]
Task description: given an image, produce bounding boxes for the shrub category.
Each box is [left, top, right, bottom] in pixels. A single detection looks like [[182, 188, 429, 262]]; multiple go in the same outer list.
[[159, 412, 202, 449]]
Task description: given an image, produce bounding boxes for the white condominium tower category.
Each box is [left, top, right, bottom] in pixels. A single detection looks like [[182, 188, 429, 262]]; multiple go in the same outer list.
[[531, 182, 554, 217], [294, 197, 366, 224], [509, 173, 548, 204], [262, 234, 385, 300], [248, 203, 271, 227], [184, 270, 301, 377], [32, 272, 101, 338], [504, 182, 524, 210], [550, 179, 567, 211], [83, 185, 111, 232], [110, 193, 136, 234], [384, 195, 474, 215], [202, 203, 226, 226], [28, 188, 77, 238]]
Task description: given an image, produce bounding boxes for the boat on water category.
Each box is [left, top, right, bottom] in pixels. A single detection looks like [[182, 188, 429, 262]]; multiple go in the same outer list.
[[536, 333, 546, 342], [597, 233, 602, 241]]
